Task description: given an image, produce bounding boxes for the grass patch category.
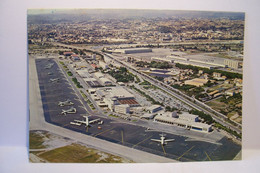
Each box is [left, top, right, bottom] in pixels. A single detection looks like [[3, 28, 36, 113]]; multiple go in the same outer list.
[[67, 71, 73, 76], [38, 143, 130, 163], [72, 77, 83, 88], [206, 98, 228, 112], [89, 104, 96, 110], [214, 122, 241, 139], [80, 90, 87, 99], [29, 131, 48, 149], [108, 114, 118, 118], [81, 94, 96, 110]]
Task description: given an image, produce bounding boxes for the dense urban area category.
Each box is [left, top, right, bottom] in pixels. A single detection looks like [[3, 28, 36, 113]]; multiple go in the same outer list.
[[29, 9, 243, 163]]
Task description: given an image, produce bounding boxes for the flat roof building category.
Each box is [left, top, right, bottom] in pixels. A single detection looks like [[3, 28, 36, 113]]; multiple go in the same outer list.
[[178, 113, 199, 122], [224, 59, 241, 69], [114, 48, 152, 54], [184, 78, 208, 87], [115, 104, 130, 114], [94, 72, 104, 78], [147, 105, 163, 113], [154, 114, 212, 133], [99, 77, 112, 86], [63, 51, 74, 56], [109, 87, 135, 100], [77, 69, 91, 78]]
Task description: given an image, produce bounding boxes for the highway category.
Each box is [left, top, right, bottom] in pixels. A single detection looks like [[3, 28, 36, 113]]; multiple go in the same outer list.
[[105, 53, 242, 134], [48, 42, 242, 134]]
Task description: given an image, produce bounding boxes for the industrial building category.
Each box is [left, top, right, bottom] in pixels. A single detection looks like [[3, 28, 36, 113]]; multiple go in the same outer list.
[[77, 69, 92, 78], [184, 78, 208, 87], [114, 48, 152, 54], [83, 78, 102, 87], [151, 57, 174, 63], [109, 87, 135, 100], [166, 55, 226, 69], [154, 112, 212, 133], [224, 59, 241, 69]]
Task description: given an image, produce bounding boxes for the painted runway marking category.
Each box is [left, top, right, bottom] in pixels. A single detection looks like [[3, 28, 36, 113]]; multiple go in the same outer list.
[[205, 151, 212, 161], [161, 144, 166, 155], [121, 131, 124, 144], [177, 146, 195, 161], [132, 135, 153, 148], [93, 127, 115, 137]]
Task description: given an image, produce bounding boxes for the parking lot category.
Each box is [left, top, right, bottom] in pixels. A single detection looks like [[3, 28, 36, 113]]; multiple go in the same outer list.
[[34, 58, 241, 162]]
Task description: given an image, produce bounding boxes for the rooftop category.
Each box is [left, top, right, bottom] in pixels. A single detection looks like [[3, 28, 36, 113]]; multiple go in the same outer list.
[[109, 87, 135, 99]]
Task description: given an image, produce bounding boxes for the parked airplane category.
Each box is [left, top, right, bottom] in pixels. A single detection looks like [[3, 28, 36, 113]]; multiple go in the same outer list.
[[61, 107, 76, 115], [70, 116, 101, 127], [151, 133, 175, 145], [49, 78, 60, 82], [44, 63, 54, 69], [58, 99, 74, 106]]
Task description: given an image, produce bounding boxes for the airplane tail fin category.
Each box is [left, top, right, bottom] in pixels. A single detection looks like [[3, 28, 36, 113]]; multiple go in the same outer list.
[[160, 133, 166, 137]]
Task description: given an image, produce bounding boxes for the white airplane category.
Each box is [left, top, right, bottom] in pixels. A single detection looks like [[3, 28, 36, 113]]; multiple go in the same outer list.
[[151, 133, 175, 145], [70, 116, 101, 127], [58, 99, 74, 106], [45, 63, 54, 69], [61, 107, 76, 115], [49, 78, 60, 82]]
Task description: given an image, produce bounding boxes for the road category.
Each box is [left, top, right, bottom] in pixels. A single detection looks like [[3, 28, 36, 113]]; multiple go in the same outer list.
[[104, 53, 242, 133]]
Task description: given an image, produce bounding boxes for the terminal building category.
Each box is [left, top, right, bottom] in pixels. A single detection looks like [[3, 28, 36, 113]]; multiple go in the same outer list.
[[154, 112, 212, 133]]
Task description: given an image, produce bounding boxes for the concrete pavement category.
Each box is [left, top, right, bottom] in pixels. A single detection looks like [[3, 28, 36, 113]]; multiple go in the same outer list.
[[29, 55, 177, 163]]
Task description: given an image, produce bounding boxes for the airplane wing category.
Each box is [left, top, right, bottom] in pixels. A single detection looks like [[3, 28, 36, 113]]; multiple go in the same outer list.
[[165, 139, 175, 142], [89, 118, 100, 124], [151, 139, 161, 142]]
